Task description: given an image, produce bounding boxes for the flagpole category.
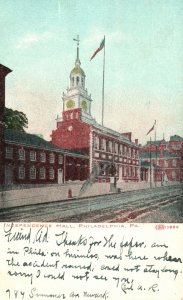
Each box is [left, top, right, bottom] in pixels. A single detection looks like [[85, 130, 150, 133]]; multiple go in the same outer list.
[[150, 136, 152, 189], [155, 122, 157, 187], [102, 36, 105, 126]]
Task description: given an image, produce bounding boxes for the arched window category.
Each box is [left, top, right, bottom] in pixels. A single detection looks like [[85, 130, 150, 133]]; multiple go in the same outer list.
[[49, 153, 55, 163], [39, 167, 45, 179], [72, 77, 74, 86], [76, 76, 79, 85], [30, 166, 36, 179], [49, 168, 55, 179]]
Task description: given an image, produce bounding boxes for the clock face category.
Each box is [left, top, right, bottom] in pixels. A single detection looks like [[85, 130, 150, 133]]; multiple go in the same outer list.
[[66, 99, 75, 109], [81, 100, 87, 112]]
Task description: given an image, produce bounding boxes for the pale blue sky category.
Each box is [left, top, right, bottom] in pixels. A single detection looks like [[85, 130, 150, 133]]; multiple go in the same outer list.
[[0, 0, 182, 144]]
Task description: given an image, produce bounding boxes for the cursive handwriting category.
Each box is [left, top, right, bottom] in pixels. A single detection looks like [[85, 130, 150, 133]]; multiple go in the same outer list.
[[2, 223, 183, 300]]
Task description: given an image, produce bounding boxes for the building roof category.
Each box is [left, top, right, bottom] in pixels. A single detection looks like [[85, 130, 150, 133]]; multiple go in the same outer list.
[[4, 129, 87, 157], [141, 161, 161, 169], [70, 66, 85, 76], [140, 151, 178, 159], [146, 140, 166, 146], [81, 114, 138, 147], [170, 135, 183, 141]]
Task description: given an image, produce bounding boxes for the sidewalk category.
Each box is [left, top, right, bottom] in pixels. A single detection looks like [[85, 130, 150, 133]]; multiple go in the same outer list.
[[0, 180, 180, 209]]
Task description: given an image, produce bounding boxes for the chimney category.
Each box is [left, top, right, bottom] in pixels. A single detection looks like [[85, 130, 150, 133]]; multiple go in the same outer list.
[[135, 138, 138, 145], [122, 132, 132, 141], [0, 64, 12, 186]]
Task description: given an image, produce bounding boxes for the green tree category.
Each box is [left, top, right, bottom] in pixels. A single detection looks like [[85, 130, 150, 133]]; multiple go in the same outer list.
[[3, 108, 28, 132]]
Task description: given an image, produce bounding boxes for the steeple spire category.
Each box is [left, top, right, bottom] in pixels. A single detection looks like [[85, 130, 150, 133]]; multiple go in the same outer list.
[[73, 35, 81, 66]]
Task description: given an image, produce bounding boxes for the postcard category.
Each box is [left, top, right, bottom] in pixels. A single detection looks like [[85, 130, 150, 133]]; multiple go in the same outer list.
[[0, 0, 183, 299]]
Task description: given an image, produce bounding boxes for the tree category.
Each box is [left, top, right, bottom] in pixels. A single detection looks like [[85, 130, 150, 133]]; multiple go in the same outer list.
[[3, 108, 28, 132]]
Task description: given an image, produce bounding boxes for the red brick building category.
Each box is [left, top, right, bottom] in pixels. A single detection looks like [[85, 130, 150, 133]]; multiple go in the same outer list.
[[140, 137, 183, 183], [4, 129, 89, 187], [0, 64, 12, 185], [51, 43, 140, 182]]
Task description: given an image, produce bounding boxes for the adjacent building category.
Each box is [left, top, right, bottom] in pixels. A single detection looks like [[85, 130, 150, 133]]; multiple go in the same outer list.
[[0, 64, 12, 186], [4, 129, 89, 186], [140, 137, 183, 182]]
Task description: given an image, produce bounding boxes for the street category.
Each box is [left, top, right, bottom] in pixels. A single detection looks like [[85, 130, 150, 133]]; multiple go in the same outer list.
[[0, 184, 182, 223]]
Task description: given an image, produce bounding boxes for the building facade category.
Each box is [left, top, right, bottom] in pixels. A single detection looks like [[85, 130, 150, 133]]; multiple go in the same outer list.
[[0, 64, 12, 185], [51, 43, 140, 182], [4, 129, 89, 187], [140, 137, 183, 182]]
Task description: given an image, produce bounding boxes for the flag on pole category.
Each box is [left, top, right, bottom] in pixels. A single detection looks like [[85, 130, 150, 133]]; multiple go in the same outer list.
[[90, 37, 105, 60], [146, 120, 156, 135]]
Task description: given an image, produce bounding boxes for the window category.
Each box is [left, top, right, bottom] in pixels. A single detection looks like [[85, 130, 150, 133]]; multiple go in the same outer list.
[[164, 160, 169, 168], [18, 165, 25, 179], [119, 145, 122, 155], [100, 163, 105, 175], [172, 144, 181, 150], [124, 166, 127, 176], [49, 153, 55, 163], [76, 76, 79, 85], [106, 140, 109, 152], [172, 159, 176, 167], [18, 148, 25, 160], [132, 167, 135, 177], [124, 146, 127, 156], [49, 168, 55, 179], [30, 151, 36, 161], [30, 166, 36, 179], [107, 141, 112, 152], [172, 171, 176, 179], [40, 152, 46, 162], [5, 147, 13, 159], [114, 143, 118, 154], [39, 167, 46, 179], [94, 136, 99, 149], [72, 77, 74, 86], [58, 154, 63, 164], [101, 138, 106, 151]]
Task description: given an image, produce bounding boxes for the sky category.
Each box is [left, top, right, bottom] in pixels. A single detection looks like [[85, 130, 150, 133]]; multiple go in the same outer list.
[[0, 0, 182, 145]]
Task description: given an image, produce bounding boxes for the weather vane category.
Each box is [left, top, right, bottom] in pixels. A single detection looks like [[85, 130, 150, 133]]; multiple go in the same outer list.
[[73, 35, 80, 47]]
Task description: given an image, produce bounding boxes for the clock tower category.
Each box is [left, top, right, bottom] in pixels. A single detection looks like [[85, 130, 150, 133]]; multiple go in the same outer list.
[[52, 36, 96, 154], [62, 35, 93, 120]]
